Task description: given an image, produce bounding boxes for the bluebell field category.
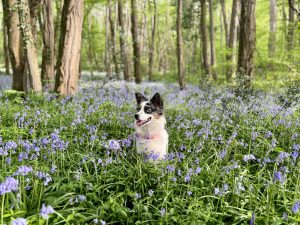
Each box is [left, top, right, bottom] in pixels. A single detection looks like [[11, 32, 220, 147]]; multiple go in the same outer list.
[[0, 75, 299, 224]]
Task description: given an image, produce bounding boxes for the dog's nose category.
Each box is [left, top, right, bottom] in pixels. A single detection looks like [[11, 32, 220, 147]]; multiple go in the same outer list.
[[134, 114, 139, 120]]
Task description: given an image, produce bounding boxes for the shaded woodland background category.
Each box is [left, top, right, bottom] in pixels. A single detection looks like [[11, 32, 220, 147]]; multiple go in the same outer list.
[[0, 0, 299, 95]]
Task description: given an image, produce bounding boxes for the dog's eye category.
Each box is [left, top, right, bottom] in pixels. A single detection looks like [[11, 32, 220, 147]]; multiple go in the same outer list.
[[144, 107, 152, 114]]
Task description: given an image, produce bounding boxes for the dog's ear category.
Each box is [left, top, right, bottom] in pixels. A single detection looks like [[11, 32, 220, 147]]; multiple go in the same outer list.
[[135, 92, 147, 105], [151, 93, 163, 114]]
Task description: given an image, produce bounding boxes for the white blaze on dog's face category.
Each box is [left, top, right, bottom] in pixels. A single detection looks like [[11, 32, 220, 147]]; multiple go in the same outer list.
[[134, 92, 163, 127]]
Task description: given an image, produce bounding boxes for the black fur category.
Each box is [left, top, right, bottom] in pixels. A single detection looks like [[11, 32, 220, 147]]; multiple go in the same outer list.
[[150, 93, 163, 115], [135, 92, 148, 105]]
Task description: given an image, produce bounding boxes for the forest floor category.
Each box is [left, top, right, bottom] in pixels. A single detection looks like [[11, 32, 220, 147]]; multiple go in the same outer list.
[[0, 74, 299, 224]]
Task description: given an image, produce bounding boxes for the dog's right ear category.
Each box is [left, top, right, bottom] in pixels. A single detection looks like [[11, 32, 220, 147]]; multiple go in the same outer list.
[[135, 92, 147, 105]]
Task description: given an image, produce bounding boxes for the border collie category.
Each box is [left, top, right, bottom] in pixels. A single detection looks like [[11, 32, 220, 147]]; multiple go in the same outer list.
[[134, 92, 168, 160]]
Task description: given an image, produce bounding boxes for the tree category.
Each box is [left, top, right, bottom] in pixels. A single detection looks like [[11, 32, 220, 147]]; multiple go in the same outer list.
[[237, 0, 256, 87], [148, 0, 157, 81], [131, 0, 142, 83], [200, 0, 211, 77], [18, 0, 42, 92], [209, 0, 217, 80], [4, 0, 26, 91], [220, 0, 229, 45], [177, 0, 186, 90], [108, 0, 119, 78], [2, 0, 10, 75], [268, 0, 277, 59], [118, 0, 130, 81], [41, 0, 55, 91], [55, 0, 84, 95], [287, 0, 295, 60], [226, 0, 239, 81]]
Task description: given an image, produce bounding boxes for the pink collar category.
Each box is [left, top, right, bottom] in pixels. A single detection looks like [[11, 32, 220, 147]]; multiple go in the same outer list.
[[136, 133, 159, 140]]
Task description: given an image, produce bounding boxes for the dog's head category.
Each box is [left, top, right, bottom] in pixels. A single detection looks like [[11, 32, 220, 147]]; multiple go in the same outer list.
[[134, 92, 163, 127]]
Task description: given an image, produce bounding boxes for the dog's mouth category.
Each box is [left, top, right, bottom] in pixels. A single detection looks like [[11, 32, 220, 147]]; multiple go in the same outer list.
[[136, 117, 152, 126]]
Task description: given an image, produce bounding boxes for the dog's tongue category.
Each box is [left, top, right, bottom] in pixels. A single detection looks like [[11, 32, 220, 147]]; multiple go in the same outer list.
[[137, 120, 143, 126]]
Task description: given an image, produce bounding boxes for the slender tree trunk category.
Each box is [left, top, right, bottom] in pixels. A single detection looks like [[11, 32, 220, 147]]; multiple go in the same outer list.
[[105, 5, 112, 79], [87, 15, 94, 77], [177, 0, 186, 90], [2, 7, 10, 75], [4, 0, 26, 91], [237, 0, 256, 87], [200, 0, 211, 77], [18, 0, 42, 92], [148, 0, 157, 81], [287, 0, 295, 60], [41, 0, 55, 91], [131, 0, 142, 83], [118, 0, 130, 81], [220, 0, 229, 45], [226, 0, 239, 81], [55, 0, 84, 95], [268, 0, 277, 59], [209, 0, 217, 80], [108, 0, 120, 78]]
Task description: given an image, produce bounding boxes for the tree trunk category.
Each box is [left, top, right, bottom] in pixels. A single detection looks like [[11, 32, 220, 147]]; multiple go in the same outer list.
[[226, 0, 239, 81], [18, 0, 42, 92], [287, 0, 295, 60], [237, 0, 256, 88], [41, 0, 55, 91], [108, 0, 120, 79], [55, 0, 84, 96], [148, 0, 157, 81], [4, 0, 26, 91], [200, 0, 211, 77], [87, 15, 94, 77], [177, 0, 186, 90], [220, 0, 229, 45], [118, 0, 130, 81], [2, 5, 10, 75], [105, 5, 112, 79], [131, 0, 142, 83], [268, 0, 277, 59], [209, 0, 217, 81], [29, 0, 42, 42]]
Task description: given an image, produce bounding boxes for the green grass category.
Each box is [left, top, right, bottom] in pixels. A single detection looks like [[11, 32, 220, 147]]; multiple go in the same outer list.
[[0, 87, 299, 224]]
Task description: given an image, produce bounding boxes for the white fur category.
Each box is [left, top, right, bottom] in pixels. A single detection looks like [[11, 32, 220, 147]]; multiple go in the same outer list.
[[135, 102, 168, 160]]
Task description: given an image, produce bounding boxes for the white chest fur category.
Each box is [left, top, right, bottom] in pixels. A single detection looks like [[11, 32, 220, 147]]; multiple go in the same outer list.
[[135, 117, 168, 160]]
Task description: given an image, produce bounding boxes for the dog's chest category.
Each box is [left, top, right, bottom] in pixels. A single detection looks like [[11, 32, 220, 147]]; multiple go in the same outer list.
[[136, 130, 168, 157]]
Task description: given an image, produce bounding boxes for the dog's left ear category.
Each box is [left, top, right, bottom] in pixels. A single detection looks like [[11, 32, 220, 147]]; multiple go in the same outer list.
[[151, 93, 163, 114]]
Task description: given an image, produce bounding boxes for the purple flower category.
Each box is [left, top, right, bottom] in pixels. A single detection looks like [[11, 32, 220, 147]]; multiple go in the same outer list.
[[282, 212, 288, 221], [187, 191, 192, 196], [250, 213, 255, 225], [273, 171, 285, 183], [40, 203, 55, 219], [219, 149, 227, 159], [100, 220, 106, 225], [148, 190, 154, 196], [292, 201, 300, 214], [243, 154, 256, 162], [0, 176, 19, 195], [195, 167, 202, 174], [14, 165, 33, 176], [135, 192, 141, 199], [184, 174, 191, 183], [160, 208, 166, 217], [105, 140, 121, 151], [166, 165, 175, 173], [11, 218, 27, 225]]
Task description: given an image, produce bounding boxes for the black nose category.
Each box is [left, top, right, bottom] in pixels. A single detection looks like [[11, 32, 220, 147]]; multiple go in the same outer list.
[[134, 114, 139, 120]]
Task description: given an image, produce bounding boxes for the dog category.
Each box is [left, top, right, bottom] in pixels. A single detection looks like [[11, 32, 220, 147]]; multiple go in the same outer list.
[[134, 92, 168, 160]]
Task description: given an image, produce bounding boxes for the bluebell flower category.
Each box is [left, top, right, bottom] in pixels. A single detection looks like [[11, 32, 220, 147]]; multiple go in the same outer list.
[[135, 193, 141, 199], [160, 208, 166, 217], [195, 167, 202, 174], [250, 213, 255, 225], [0, 177, 19, 195], [148, 190, 154, 196], [40, 203, 55, 219], [273, 171, 285, 183], [100, 220, 106, 225], [187, 191, 192, 196], [243, 154, 256, 162], [219, 149, 227, 159], [166, 165, 175, 173], [14, 165, 33, 176], [11, 217, 27, 225], [292, 201, 300, 214]]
